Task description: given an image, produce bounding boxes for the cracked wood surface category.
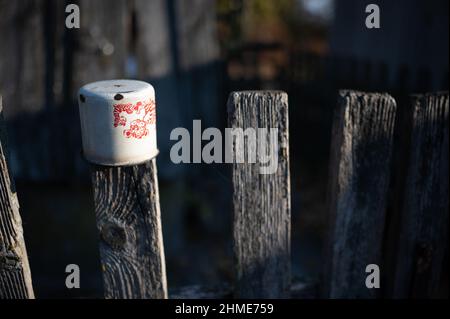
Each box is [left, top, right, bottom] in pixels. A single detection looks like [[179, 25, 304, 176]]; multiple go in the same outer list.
[[91, 159, 167, 299], [393, 92, 449, 298], [228, 91, 291, 298], [324, 91, 397, 298], [0, 96, 34, 299]]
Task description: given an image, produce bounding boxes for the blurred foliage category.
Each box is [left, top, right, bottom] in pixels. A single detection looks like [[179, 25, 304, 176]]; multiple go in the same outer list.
[[216, 0, 328, 54], [245, 0, 295, 21], [216, 0, 300, 50], [216, 0, 244, 52]]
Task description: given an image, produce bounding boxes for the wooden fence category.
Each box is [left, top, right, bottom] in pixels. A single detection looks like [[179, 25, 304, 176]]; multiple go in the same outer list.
[[0, 0, 221, 182], [3, 31, 447, 184], [0, 89, 448, 299], [0, 97, 34, 299]]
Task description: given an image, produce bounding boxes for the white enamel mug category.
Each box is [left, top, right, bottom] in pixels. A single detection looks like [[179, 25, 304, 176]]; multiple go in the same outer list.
[[78, 79, 158, 166]]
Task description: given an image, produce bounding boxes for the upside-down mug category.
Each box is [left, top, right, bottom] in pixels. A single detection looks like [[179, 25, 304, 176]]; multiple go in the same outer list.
[[78, 79, 158, 166]]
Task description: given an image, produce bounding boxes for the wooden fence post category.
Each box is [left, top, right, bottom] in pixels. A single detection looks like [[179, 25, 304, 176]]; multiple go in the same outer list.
[[0, 96, 34, 299], [393, 92, 449, 298], [79, 80, 168, 299], [323, 90, 397, 298], [228, 91, 291, 298], [91, 159, 168, 299]]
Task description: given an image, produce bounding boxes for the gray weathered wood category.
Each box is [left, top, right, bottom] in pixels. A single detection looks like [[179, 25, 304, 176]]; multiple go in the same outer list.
[[91, 159, 167, 299], [134, 0, 172, 79], [0, 97, 34, 299], [73, 0, 128, 87], [323, 90, 397, 298], [228, 91, 291, 298], [393, 92, 449, 298], [134, 0, 219, 77]]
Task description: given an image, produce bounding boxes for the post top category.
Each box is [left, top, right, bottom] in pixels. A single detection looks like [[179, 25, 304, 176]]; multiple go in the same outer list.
[[79, 79, 154, 100]]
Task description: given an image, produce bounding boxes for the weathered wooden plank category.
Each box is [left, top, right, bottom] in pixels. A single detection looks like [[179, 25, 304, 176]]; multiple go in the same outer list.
[[393, 92, 449, 298], [323, 90, 397, 298], [175, 0, 220, 71], [228, 91, 291, 298], [91, 159, 167, 299], [134, 0, 172, 79], [73, 0, 128, 88], [0, 97, 34, 299]]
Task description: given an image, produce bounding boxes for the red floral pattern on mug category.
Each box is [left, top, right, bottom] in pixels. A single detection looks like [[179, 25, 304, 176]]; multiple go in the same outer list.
[[113, 99, 156, 139]]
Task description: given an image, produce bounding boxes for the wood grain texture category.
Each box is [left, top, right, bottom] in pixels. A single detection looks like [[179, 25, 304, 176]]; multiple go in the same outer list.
[[91, 159, 167, 299], [228, 91, 291, 298], [0, 97, 34, 299], [393, 92, 449, 298], [324, 90, 396, 298]]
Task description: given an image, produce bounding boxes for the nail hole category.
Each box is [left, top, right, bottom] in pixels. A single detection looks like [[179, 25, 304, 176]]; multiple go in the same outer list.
[[114, 84, 123, 87], [79, 94, 85, 103], [114, 94, 124, 100]]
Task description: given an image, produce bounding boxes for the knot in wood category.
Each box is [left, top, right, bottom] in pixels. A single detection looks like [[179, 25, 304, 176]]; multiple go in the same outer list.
[[100, 222, 127, 250], [0, 245, 21, 270]]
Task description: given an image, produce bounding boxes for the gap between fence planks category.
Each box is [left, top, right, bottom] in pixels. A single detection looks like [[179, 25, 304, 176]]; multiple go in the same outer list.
[[228, 91, 291, 298], [0, 96, 34, 299], [323, 90, 397, 298], [90, 159, 167, 299], [393, 92, 449, 298]]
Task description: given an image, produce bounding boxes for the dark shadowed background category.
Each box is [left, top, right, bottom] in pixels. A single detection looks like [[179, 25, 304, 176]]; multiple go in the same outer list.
[[0, 0, 448, 298]]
